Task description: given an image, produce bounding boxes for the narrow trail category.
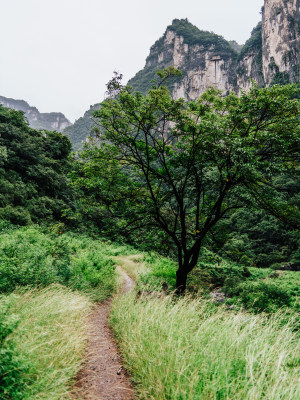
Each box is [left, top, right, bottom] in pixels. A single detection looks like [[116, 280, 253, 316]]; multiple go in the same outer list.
[[72, 257, 136, 400]]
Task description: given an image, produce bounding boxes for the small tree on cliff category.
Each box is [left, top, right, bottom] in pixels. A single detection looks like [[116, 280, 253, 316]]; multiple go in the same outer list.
[[92, 68, 300, 293]]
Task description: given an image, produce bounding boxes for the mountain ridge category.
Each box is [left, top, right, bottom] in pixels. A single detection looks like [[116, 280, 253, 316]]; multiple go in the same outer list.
[[0, 95, 71, 132]]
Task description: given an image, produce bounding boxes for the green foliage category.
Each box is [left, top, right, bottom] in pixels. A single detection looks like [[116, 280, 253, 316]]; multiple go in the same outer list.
[[235, 281, 292, 312], [138, 248, 300, 313], [239, 22, 262, 60], [212, 204, 300, 269], [167, 19, 235, 54], [139, 253, 177, 290], [0, 104, 74, 225], [90, 70, 300, 290], [0, 227, 70, 292], [0, 226, 116, 301], [63, 104, 100, 150]]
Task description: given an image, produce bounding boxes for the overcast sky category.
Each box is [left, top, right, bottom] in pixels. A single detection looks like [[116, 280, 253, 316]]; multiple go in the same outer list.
[[0, 0, 264, 122]]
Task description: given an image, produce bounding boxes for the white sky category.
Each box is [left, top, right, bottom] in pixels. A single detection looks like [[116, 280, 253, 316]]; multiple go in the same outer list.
[[0, 0, 264, 122]]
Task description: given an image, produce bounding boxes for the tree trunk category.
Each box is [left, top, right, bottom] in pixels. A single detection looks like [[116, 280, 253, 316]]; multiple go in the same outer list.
[[175, 267, 188, 295]]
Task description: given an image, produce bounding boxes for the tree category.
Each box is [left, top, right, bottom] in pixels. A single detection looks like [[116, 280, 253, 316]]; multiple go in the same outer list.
[[91, 68, 300, 293], [0, 104, 74, 224]]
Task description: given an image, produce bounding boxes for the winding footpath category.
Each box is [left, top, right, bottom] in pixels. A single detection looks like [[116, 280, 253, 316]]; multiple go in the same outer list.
[[72, 260, 135, 400]]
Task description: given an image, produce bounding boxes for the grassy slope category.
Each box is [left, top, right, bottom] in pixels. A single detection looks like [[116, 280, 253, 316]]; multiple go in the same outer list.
[[1, 286, 92, 400], [110, 250, 299, 399], [111, 293, 300, 400], [0, 225, 130, 399]]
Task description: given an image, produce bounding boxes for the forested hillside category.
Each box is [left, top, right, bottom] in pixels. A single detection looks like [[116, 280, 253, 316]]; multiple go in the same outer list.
[[0, 105, 74, 225]]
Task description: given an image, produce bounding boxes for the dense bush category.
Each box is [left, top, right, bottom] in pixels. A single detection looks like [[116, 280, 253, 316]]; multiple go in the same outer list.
[[0, 226, 116, 300], [236, 281, 292, 312], [0, 104, 74, 225], [0, 227, 69, 292]]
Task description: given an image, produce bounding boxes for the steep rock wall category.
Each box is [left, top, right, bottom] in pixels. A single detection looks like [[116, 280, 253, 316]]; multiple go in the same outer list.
[[128, 19, 238, 98], [262, 0, 300, 84]]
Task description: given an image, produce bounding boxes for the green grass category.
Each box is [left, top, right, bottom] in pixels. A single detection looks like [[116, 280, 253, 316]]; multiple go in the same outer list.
[[110, 292, 300, 400], [0, 225, 121, 398], [0, 285, 92, 400]]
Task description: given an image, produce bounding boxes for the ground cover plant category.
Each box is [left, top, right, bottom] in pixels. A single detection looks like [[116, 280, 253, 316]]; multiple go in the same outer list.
[[110, 293, 300, 400], [0, 224, 117, 300], [0, 286, 91, 400], [0, 224, 121, 399]]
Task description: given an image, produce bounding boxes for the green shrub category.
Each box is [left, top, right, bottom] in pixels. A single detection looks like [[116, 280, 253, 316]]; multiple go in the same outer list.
[[0, 226, 117, 300], [238, 281, 292, 312], [0, 206, 32, 226], [0, 227, 69, 292]]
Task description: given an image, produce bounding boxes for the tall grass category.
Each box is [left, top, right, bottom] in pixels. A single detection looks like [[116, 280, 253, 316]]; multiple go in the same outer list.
[[0, 285, 92, 400], [110, 293, 300, 400]]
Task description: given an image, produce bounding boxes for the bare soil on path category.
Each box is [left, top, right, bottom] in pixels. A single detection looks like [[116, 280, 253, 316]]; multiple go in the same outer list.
[[72, 260, 136, 400]]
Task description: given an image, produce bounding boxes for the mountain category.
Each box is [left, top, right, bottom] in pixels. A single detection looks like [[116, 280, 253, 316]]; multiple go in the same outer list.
[[0, 96, 71, 132], [63, 103, 101, 150], [64, 0, 300, 149]]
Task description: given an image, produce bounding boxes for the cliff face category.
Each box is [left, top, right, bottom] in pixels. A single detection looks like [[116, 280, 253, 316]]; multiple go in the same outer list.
[[66, 0, 300, 150], [262, 0, 300, 85], [130, 0, 300, 99], [128, 19, 239, 98], [0, 96, 71, 132], [236, 23, 265, 93]]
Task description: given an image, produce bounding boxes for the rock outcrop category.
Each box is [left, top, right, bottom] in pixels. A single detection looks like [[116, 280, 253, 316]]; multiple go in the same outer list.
[[65, 0, 300, 149], [0, 96, 71, 132], [128, 19, 239, 98], [130, 0, 300, 98], [262, 0, 300, 85]]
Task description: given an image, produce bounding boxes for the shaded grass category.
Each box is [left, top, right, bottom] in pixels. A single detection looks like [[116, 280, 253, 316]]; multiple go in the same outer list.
[[114, 254, 146, 281], [0, 285, 92, 400], [110, 292, 300, 400]]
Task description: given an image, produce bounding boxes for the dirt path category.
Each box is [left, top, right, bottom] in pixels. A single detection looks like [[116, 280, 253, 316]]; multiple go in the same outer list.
[[72, 260, 135, 400]]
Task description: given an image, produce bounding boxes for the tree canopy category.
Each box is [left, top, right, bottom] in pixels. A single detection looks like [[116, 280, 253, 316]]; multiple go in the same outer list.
[[0, 104, 74, 225], [76, 68, 300, 292]]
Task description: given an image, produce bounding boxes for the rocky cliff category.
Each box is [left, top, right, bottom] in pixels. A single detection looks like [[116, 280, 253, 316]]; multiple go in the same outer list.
[[65, 0, 300, 149], [130, 0, 300, 98], [128, 19, 239, 99], [262, 0, 300, 85], [0, 96, 71, 132]]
